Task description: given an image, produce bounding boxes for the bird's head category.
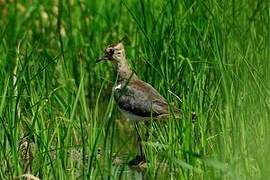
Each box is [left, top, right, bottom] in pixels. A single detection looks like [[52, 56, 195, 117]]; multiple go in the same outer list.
[[97, 42, 126, 63]]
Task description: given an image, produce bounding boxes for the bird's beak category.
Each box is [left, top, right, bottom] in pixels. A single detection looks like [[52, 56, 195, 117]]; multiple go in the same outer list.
[[96, 54, 110, 63]]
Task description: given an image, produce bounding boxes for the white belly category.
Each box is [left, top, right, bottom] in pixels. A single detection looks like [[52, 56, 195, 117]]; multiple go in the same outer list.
[[119, 109, 149, 122]]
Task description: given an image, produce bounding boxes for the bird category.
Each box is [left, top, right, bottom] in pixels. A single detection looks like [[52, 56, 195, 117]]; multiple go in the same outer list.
[[97, 42, 181, 167]]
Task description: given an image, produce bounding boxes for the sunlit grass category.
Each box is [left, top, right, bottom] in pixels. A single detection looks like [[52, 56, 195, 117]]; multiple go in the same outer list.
[[0, 0, 269, 179]]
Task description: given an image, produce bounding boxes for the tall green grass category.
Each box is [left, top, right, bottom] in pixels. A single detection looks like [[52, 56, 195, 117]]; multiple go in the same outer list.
[[0, 0, 269, 179]]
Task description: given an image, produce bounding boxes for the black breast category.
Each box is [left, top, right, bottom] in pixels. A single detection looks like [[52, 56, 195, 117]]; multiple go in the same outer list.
[[114, 85, 161, 117]]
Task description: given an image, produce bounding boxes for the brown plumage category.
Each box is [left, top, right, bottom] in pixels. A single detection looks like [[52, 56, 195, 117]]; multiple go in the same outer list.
[[114, 78, 176, 119], [98, 42, 180, 121]]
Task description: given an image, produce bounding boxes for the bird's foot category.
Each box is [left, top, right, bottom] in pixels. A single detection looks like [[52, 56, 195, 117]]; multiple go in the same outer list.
[[128, 155, 146, 167]]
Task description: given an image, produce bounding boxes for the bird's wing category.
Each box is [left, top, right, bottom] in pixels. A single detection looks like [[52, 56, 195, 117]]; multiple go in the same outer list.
[[114, 79, 170, 118]]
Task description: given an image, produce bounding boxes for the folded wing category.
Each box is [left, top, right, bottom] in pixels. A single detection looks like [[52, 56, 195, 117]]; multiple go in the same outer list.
[[114, 79, 170, 118]]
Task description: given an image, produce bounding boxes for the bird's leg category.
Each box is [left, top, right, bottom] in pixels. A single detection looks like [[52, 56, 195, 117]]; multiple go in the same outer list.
[[145, 122, 150, 143], [128, 122, 146, 166], [134, 123, 144, 157]]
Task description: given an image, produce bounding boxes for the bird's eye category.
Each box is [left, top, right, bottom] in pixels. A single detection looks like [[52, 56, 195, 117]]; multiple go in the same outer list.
[[109, 49, 114, 54]]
